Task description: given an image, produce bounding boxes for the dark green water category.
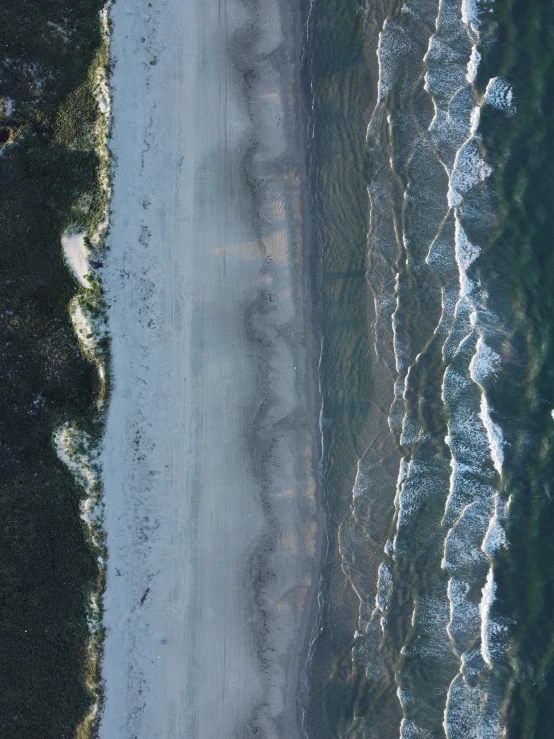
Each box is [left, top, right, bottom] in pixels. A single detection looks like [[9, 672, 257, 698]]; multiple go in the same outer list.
[[483, 0, 554, 734], [303, 0, 554, 735]]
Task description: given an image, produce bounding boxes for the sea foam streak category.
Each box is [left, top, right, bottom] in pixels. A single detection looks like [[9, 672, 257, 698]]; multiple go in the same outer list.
[[346, 0, 516, 734]]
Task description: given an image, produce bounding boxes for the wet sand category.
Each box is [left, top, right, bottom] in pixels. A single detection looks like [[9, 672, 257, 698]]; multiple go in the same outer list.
[[99, 0, 320, 736]]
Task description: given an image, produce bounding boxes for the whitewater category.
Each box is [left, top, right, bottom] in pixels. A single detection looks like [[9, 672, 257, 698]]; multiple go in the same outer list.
[[332, 0, 517, 734]]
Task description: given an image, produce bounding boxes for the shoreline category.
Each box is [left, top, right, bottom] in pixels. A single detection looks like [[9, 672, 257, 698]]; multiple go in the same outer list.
[[292, 0, 327, 730], [296, 0, 327, 731], [296, 0, 402, 734], [99, 0, 322, 735]]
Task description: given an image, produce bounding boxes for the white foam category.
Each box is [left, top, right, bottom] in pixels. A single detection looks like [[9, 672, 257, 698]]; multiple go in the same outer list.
[[454, 219, 480, 298], [443, 298, 475, 360], [396, 460, 442, 531], [442, 367, 468, 404], [401, 718, 430, 737], [443, 669, 505, 739], [466, 46, 481, 84], [375, 561, 394, 614], [376, 21, 407, 102], [363, 0, 512, 729], [397, 686, 414, 710], [394, 457, 409, 510], [375, 26, 389, 103], [352, 458, 370, 501], [461, 0, 479, 27], [469, 337, 501, 386], [430, 286, 457, 344], [442, 501, 489, 572], [469, 106, 481, 135], [454, 218, 480, 273], [389, 377, 407, 435], [485, 77, 516, 114], [479, 394, 504, 475], [446, 577, 480, 651], [400, 415, 425, 446], [448, 140, 492, 208], [401, 594, 451, 659], [442, 454, 473, 525], [479, 568, 496, 666], [482, 493, 507, 557], [392, 271, 404, 373]]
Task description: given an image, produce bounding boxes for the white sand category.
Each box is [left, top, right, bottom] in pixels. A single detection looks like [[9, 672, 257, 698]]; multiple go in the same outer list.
[[62, 231, 90, 287], [99, 0, 320, 737]]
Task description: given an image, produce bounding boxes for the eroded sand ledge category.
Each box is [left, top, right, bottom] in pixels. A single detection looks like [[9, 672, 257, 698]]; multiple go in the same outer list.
[[100, 0, 320, 736]]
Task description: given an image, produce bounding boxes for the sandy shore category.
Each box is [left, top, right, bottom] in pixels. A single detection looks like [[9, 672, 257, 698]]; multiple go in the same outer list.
[[99, 0, 320, 736]]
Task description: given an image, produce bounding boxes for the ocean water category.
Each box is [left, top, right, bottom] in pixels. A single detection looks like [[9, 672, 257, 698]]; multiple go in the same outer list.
[[303, 0, 554, 735]]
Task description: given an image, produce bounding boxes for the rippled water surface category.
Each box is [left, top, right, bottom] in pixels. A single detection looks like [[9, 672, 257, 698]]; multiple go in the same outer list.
[[303, 0, 554, 735]]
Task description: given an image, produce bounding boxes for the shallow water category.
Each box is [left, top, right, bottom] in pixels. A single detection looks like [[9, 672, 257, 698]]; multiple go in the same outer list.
[[304, 0, 554, 735]]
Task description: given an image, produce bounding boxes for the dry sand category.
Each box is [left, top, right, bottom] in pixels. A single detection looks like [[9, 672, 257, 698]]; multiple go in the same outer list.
[[99, 0, 320, 737]]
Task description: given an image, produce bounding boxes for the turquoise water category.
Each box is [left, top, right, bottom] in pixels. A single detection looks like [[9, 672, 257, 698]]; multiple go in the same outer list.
[[303, 0, 554, 735]]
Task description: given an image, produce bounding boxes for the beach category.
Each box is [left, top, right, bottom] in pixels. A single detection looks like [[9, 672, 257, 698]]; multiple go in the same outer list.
[[99, 0, 320, 736], [1, 0, 553, 734]]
